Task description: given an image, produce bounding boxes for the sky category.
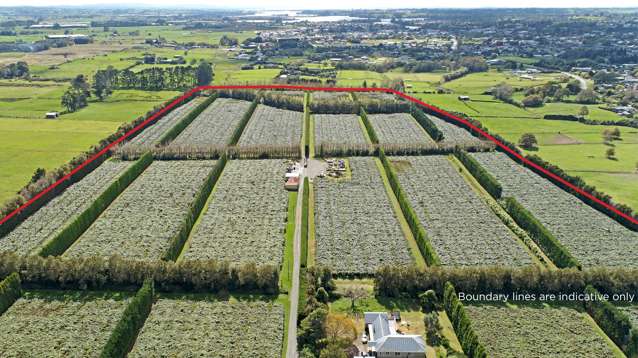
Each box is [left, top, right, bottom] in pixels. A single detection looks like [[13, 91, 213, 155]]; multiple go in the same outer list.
[[1, 0, 637, 9]]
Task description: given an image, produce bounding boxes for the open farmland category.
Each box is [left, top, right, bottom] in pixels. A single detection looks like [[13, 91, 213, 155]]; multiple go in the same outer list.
[[121, 96, 205, 149], [465, 303, 619, 357], [427, 114, 487, 148], [314, 114, 368, 150], [314, 157, 413, 275], [0, 292, 130, 357], [170, 97, 253, 147], [368, 113, 437, 148], [66, 160, 215, 260], [129, 298, 284, 357], [183, 160, 288, 265], [391, 156, 532, 266], [238, 105, 302, 146], [0, 160, 132, 255], [472, 151, 638, 267]]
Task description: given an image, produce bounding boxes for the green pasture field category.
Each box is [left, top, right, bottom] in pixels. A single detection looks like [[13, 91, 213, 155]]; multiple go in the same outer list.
[[442, 71, 564, 95], [223, 68, 281, 83], [0, 89, 178, 204], [0, 118, 119, 203]]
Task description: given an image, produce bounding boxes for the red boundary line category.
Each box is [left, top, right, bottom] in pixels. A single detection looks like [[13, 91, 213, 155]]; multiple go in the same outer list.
[[1, 84, 636, 227]]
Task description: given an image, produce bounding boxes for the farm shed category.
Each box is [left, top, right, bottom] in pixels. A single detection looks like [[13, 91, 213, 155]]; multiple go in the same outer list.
[[285, 177, 299, 191], [44, 112, 59, 119]]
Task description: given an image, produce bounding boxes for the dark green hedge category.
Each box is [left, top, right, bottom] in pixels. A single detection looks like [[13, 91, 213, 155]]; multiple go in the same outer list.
[[100, 279, 154, 357], [359, 107, 379, 144], [410, 105, 444, 141], [583, 285, 638, 357], [163, 155, 227, 261], [455, 150, 502, 198], [0, 272, 21, 315], [40, 153, 153, 257], [502, 197, 581, 269], [228, 96, 259, 146], [158, 94, 217, 146], [301, 177, 310, 268], [379, 149, 441, 266], [443, 282, 487, 358]]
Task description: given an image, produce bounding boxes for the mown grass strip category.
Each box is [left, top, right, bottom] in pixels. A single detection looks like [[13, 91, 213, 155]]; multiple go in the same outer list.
[[280, 191, 298, 293], [158, 93, 217, 146], [100, 279, 154, 358], [378, 148, 441, 266], [163, 155, 228, 262], [39, 153, 153, 257], [300, 177, 309, 268], [502, 196, 582, 269], [0, 272, 21, 315]]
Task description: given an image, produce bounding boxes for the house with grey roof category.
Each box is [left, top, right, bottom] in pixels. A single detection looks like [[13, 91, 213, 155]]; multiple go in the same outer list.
[[355, 312, 426, 358]]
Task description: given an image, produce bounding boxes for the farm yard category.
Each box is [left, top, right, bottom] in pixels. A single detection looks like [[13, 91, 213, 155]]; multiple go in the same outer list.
[[391, 155, 533, 266], [0, 291, 131, 357], [182, 159, 289, 265], [472, 151, 638, 267], [0, 160, 132, 255], [65, 160, 216, 260], [465, 303, 621, 357], [129, 298, 285, 357], [314, 157, 413, 275], [170, 97, 253, 148], [238, 104, 303, 147]]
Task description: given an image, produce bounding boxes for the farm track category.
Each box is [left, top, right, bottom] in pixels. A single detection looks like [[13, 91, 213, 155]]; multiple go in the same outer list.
[[286, 175, 304, 358]]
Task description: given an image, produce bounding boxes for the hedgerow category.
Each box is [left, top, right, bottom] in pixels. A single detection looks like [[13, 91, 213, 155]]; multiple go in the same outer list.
[[0, 272, 21, 315], [443, 282, 487, 358], [39, 153, 153, 257], [410, 105, 444, 141], [502, 196, 581, 269], [454, 149, 502, 198], [100, 279, 154, 358]]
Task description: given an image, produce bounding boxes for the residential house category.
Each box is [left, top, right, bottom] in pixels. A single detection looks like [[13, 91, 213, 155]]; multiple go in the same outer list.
[[355, 312, 426, 358]]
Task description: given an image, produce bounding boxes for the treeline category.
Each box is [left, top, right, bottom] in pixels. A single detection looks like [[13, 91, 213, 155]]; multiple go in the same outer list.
[[544, 114, 638, 129], [502, 197, 581, 269], [0, 252, 280, 294], [454, 150, 502, 198], [0, 92, 200, 237], [375, 265, 638, 298], [262, 91, 304, 111], [0, 273, 21, 315], [297, 267, 337, 357], [354, 93, 411, 114], [443, 282, 487, 357], [379, 148, 441, 265], [584, 285, 638, 357], [0, 61, 29, 79], [410, 106, 444, 141], [93, 64, 207, 93], [417, 104, 638, 230], [310, 95, 358, 114]]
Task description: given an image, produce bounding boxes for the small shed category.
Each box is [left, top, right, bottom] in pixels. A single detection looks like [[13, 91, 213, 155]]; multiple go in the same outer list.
[[458, 95, 470, 101], [45, 112, 60, 119], [285, 177, 299, 191]]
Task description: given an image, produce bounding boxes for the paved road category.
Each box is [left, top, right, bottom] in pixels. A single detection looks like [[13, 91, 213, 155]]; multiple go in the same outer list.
[[561, 71, 588, 90], [286, 174, 304, 358]]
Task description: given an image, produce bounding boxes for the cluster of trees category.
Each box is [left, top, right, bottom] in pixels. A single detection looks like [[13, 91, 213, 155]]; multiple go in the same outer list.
[[0, 250, 279, 294], [91, 61, 213, 97], [603, 128, 622, 159], [518, 133, 538, 150], [403, 60, 445, 73], [0, 61, 29, 79], [219, 35, 238, 46], [61, 74, 90, 112], [298, 267, 347, 358], [374, 264, 638, 298]]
